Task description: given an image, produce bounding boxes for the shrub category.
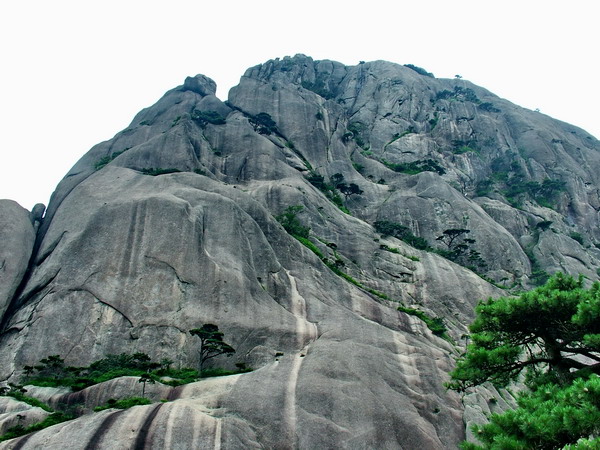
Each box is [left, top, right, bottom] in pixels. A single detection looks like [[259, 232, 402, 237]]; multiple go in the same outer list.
[[435, 86, 480, 103], [140, 168, 182, 176], [374, 221, 430, 250], [24, 353, 156, 391], [0, 413, 72, 442], [428, 112, 439, 130], [452, 145, 477, 155], [5, 388, 53, 412], [19, 351, 251, 395], [404, 64, 434, 78], [301, 73, 335, 99], [570, 232, 584, 245], [345, 122, 369, 149], [305, 172, 352, 214], [306, 172, 327, 190], [536, 220, 553, 231], [276, 206, 310, 239], [191, 110, 227, 126], [478, 102, 501, 113], [475, 179, 494, 197], [94, 148, 130, 171], [249, 112, 278, 135], [352, 162, 364, 173], [383, 159, 446, 176], [502, 178, 565, 208], [94, 397, 151, 412], [397, 306, 447, 337]]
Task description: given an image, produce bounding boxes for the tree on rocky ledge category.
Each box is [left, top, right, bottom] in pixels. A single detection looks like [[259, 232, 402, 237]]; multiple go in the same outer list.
[[448, 273, 600, 449], [338, 182, 363, 200], [189, 324, 235, 372]]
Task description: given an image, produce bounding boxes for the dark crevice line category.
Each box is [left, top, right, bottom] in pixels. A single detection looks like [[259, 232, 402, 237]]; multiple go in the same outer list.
[[84, 409, 127, 450], [133, 403, 163, 450], [69, 288, 134, 327], [10, 432, 35, 450], [0, 269, 61, 332]]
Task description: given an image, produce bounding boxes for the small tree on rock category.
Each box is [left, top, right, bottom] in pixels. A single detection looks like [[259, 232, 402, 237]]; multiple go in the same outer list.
[[189, 324, 235, 372], [436, 228, 470, 249], [338, 182, 364, 200], [138, 373, 155, 398]]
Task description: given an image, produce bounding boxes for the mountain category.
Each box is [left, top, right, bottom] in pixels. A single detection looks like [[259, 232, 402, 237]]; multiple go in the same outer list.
[[1, 54, 599, 448]]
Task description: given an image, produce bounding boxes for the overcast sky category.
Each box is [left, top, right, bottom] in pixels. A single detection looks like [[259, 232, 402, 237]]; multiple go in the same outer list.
[[1, 0, 597, 210]]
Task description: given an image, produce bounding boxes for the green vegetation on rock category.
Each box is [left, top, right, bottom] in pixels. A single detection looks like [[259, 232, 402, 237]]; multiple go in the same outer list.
[[94, 148, 130, 170], [94, 397, 152, 412], [382, 159, 446, 176], [301, 73, 335, 99], [276, 205, 310, 239], [249, 112, 278, 135], [0, 413, 73, 443], [305, 172, 354, 214], [374, 220, 430, 250], [448, 273, 600, 449], [397, 306, 448, 338], [1, 386, 53, 412], [140, 168, 182, 176], [19, 350, 248, 392], [191, 110, 227, 126], [404, 64, 434, 78]]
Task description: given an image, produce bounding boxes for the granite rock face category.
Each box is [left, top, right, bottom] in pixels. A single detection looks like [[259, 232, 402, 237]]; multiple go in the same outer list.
[[0, 55, 599, 448], [0, 200, 36, 323]]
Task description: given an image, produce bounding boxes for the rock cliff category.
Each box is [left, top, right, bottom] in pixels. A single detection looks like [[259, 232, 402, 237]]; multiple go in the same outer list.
[[1, 55, 599, 448]]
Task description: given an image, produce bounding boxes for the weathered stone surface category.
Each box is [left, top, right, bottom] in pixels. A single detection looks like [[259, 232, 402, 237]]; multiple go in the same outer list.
[[462, 385, 519, 443], [0, 397, 49, 436], [0, 55, 599, 448], [0, 200, 35, 323]]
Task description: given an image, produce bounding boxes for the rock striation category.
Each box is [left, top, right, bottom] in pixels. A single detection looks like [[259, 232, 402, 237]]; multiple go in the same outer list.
[[0, 55, 599, 448]]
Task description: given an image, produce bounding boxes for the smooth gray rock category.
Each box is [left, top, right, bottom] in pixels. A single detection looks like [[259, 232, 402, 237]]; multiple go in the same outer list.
[[0, 200, 35, 323]]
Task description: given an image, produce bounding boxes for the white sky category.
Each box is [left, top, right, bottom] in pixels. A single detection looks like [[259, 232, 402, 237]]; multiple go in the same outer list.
[[1, 0, 597, 210]]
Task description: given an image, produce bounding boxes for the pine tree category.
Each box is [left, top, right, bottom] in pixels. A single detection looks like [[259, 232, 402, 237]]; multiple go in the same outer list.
[[448, 273, 600, 449], [189, 324, 235, 372]]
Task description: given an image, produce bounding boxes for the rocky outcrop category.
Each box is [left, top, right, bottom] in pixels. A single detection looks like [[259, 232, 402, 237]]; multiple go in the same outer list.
[[0, 200, 36, 323], [0, 55, 599, 448]]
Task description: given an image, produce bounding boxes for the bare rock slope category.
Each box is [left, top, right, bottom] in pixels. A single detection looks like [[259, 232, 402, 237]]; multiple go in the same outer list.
[[1, 55, 599, 448]]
